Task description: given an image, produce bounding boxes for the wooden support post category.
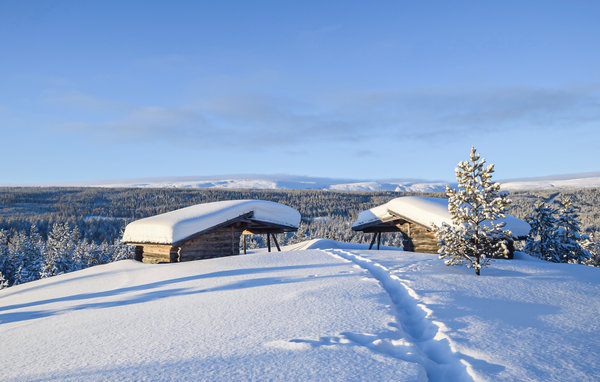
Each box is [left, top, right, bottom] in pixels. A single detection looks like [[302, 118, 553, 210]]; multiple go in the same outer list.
[[169, 247, 180, 263], [231, 225, 235, 255], [377, 232, 381, 250], [401, 233, 414, 252], [243, 234, 247, 255], [267, 233, 271, 252], [272, 233, 281, 252], [369, 233, 377, 250], [134, 246, 143, 262]]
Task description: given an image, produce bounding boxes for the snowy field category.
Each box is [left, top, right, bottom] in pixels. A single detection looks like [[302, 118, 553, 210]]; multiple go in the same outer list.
[[1, 240, 599, 381]]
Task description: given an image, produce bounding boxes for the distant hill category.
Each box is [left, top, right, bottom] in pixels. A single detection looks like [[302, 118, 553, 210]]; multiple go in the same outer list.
[[500, 171, 600, 191], [15, 171, 600, 191], [25, 174, 451, 193]]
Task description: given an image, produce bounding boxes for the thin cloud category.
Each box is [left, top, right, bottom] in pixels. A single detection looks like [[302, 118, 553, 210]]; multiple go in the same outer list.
[[297, 24, 342, 41], [331, 85, 600, 139], [44, 90, 126, 113], [46, 85, 600, 148]]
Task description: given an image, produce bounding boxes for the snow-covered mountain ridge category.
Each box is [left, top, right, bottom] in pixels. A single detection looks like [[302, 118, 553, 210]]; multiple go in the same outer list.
[[19, 171, 600, 191]]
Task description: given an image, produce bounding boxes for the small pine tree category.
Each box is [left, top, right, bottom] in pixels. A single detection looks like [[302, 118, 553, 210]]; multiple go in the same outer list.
[[41, 222, 75, 277], [583, 233, 600, 267], [554, 196, 590, 263], [111, 237, 133, 261], [434, 147, 512, 275], [0, 230, 11, 286], [525, 201, 559, 261], [525, 196, 591, 264]]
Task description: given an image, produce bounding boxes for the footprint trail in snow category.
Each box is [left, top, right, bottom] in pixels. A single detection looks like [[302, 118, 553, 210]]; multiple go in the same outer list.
[[323, 249, 474, 382]]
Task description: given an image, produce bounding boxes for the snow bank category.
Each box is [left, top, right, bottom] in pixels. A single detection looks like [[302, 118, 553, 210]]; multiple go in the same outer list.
[[353, 196, 530, 238], [122, 200, 301, 245]]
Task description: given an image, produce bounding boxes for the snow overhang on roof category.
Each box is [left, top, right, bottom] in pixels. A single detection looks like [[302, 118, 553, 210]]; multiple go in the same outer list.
[[352, 196, 531, 239], [122, 200, 301, 245]]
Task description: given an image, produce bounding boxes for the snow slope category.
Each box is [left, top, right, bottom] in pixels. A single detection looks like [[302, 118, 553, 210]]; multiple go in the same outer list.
[[1, 241, 599, 381]]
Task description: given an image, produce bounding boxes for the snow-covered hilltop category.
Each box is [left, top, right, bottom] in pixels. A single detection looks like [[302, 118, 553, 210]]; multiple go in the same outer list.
[[19, 172, 600, 192], [1, 241, 599, 381], [500, 171, 600, 191], [30, 174, 450, 192]]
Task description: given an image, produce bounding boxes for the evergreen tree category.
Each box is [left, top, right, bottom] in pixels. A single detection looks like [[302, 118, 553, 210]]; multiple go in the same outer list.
[[111, 237, 133, 261], [554, 196, 590, 263], [0, 230, 10, 286], [525, 201, 559, 261], [9, 232, 32, 285], [583, 233, 600, 267], [434, 147, 512, 275], [85, 241, 111, 266], [41, 222, 75, 277]]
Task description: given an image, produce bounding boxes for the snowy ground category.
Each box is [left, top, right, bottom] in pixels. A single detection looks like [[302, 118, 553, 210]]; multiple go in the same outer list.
[[1, 240, 599, 381]]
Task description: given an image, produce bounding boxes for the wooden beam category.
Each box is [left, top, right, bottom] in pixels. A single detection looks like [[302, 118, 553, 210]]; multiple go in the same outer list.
[[272, 233, 281, 252], [377, 232, 381, 250], [267, 233, 271, 252], [243, 234, 247, 255], [369, 233, 377, 250]]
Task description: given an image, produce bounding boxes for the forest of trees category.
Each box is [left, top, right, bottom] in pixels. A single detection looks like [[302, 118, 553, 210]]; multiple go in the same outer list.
[[0, 186, 599, 288]]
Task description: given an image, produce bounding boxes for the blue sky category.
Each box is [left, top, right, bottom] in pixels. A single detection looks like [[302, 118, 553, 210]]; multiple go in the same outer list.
[[1, 1, 599, 184]]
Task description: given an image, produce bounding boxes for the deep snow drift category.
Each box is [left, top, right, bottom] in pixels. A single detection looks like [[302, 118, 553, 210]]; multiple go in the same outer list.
[[1, 240, 599, 381]]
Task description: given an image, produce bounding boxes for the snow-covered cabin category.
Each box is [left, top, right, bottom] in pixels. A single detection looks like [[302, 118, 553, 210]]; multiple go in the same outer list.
[[122, 200, 301, 264], [352, 196, 530, 257]]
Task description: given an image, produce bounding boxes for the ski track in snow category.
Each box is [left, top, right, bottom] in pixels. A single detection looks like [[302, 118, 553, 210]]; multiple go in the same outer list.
[[323, 249, 474, 382]]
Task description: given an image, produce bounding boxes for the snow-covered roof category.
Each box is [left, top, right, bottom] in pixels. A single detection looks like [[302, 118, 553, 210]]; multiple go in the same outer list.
[[122, 200, 301, 245], [352, 196, 530, 238]]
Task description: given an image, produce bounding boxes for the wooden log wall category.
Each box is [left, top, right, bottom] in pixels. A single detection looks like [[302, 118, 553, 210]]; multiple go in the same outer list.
[[178, 226, 243, 262], [396, 222, 439, 254], [140, 244, 175, 264], [395, 222, 515, 258]]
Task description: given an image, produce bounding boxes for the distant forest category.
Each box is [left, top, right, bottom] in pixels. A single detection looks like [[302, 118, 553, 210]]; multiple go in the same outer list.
[[1, 186, 599, 288], [1, 186, 599, 247]]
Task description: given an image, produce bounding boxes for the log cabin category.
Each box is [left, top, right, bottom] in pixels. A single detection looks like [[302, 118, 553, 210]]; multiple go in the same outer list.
[[352, 196, 530, 258], [122, 200, 300, 264]]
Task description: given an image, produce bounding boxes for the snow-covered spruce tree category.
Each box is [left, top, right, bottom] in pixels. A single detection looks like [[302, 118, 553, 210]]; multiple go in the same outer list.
[[554, 196, 590, 263], [0, 230, 10, 288], [434, 147, 512, 275], [583, 233, 600, 267], [8, 231, 40, 285], [525, 201, 559, 261], [111, 237, 134, 261], [41, 222, 76, 278]]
